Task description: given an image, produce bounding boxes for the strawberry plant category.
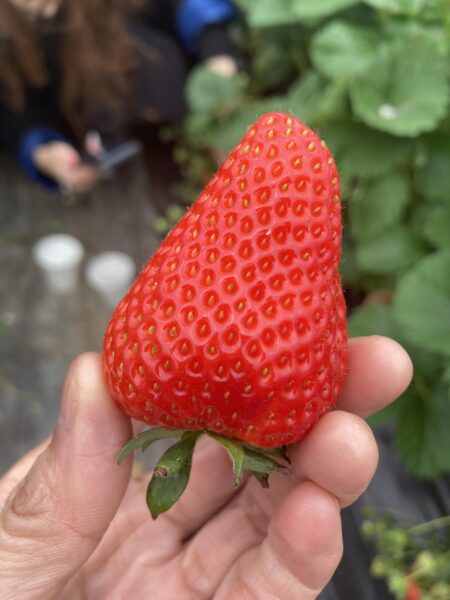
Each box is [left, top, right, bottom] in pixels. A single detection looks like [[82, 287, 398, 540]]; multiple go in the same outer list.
[[168, 0, 450, 480], [362, 510, 450, 599]]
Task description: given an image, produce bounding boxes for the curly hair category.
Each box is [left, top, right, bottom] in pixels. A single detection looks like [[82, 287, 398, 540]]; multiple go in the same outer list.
[[0, 0, 143, 139]]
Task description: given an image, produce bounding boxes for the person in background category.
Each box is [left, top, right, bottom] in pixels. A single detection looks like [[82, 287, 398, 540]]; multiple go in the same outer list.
[[0, 0, 237, 193]]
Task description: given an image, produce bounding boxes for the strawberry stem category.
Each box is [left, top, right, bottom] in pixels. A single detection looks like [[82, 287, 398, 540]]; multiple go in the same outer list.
[[117, 427, 185, 464], [117, 427, 291, 518], [207, 431, 246, 486]]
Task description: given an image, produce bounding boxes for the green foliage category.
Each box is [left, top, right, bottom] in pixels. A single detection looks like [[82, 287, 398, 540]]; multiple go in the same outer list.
[[396, 380, 450, 478], [355, 226, 424, 273], [235, 0, 361, 27], [311, 21, 378, 81], [324, 121, 413, 178], [170, 0, 450, 479], [416, 133, 450, 202], [394, 251, 450, 356], [419, 202, 450, 248], [350, 28, 449, 137], [350, 174, 410, 241], [362, 510, 450, 599], [348, 303, 402, 339], [186, 66, 247, 117]]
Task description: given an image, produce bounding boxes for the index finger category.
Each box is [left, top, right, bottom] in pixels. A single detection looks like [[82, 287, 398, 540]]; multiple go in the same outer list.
[[336, 336, 413, 418]]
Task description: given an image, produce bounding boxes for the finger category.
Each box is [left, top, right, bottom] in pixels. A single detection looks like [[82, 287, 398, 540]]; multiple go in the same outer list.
[[337, 336, 413, 417], [176, 412, 376, 595], [151, 435, 240, 539], [70, 436, 241, 597], [0, 438, 51, 507], [84, 131, 103, 157], [215, 482, 342, 600], [291, 410, 378, 507], [176, 411, 376, 596], [0, 353, 132, 600]]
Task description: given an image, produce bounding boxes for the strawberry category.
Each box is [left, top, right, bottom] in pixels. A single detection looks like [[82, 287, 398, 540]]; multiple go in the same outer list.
[[405, 579, 421, 600], [103, 112, 348, 518]]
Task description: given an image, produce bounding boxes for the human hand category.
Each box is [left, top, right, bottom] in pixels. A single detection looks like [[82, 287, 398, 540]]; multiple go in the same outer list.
[[0, 336, 412, 599], [32, 141, 99, 193]]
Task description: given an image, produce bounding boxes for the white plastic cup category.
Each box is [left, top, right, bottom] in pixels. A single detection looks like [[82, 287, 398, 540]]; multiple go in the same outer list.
[[32, 234, 85, 294], [85, 251, 136, 308]]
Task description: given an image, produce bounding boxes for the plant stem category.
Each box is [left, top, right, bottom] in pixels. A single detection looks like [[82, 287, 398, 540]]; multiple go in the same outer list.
[[408, 515, 450, 536]]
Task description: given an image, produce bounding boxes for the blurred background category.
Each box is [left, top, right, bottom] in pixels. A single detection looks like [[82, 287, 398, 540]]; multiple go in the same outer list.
[[0, 0, 449, 598]]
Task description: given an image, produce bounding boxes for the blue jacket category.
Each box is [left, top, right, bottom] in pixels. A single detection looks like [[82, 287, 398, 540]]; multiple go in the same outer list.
[[18, 128, 71, 190], [176, 0, 235, 53]]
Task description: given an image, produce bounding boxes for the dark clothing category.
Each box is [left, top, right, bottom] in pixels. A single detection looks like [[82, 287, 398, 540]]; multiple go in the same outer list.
[[142, 0, 235, 57], [0, 0, 235, 187], [0, 27, 70, 155]]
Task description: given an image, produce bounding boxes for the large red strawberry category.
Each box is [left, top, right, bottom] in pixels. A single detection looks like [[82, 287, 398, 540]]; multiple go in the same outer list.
[[103, 112, 348, 518]]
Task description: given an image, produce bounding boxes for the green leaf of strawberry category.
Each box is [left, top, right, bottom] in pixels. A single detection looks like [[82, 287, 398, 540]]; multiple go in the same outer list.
[[117, 428, 186, 465], [146, 432, 201, 519], [104, 112, 348, 518], [207, 432, 246, 486]]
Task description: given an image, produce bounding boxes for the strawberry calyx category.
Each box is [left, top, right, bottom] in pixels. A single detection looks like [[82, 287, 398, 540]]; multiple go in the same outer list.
[[118, 428, 290, 519]]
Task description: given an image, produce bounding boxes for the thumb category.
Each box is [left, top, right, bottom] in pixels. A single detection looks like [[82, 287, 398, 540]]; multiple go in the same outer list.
[[0, 353, 132, 600]]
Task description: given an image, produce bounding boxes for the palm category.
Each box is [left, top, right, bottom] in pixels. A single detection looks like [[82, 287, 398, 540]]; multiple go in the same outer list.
[[0, 338, 412, 600], [62, 409, 369, 600]]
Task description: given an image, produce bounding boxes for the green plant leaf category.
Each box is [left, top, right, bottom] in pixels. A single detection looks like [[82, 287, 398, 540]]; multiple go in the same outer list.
[[146, 432, 201, 519], [206, 91, 300, 153], [347, 303, 445, 382], [393, 250, 450, 356], [251, 40, 295, 91], [355, 226, 424, 273], [350, 173, 410, 241], [340, 238, 360, 285], [117, 428, 186, 465], [288, 72, 346, 125], [444, 365, 450, 383], [416, 133, 450, 202], [420, 202, 450, 248], [292, 0, 361, 19], [166, 204, 185, 224], [395, 379, 450, 478], [242, 0, 360, 27], [243, 447, 287, 475], [206, 110, 256, 153], [363, 0, 427, 14], [243, 0, 295, 28], [203, 75, 345, 155], [186, 66, 246, 116], [311, 21, 378, 82], [347, 303, 403, 339], [324, 121, 412, 178], [245, 444, 291, 463], [207, 432, 246, 486], [350, 29, 449, 137], [153, 217, 170, 235]]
